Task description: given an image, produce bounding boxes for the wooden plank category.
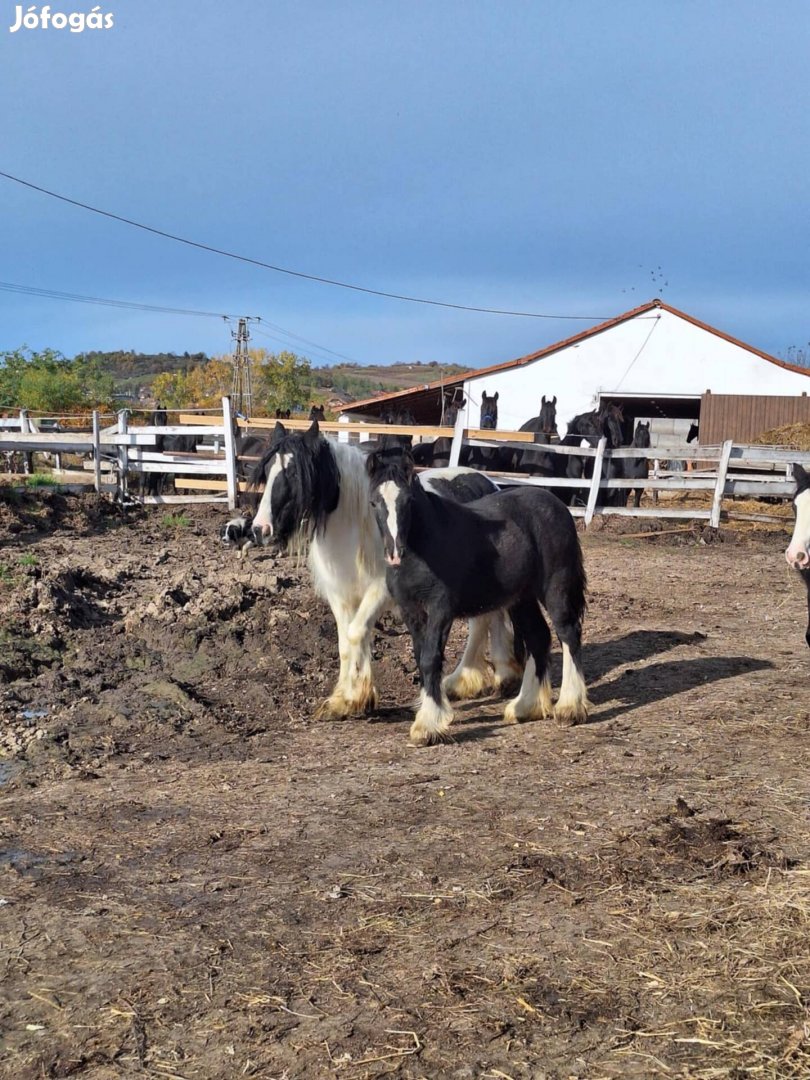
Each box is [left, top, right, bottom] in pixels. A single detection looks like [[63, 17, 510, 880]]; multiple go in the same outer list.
[[710, 439, 734, 528], [584, 437, 607, 526], [222, 396, 238, 511], [178, 413, 223, 426]]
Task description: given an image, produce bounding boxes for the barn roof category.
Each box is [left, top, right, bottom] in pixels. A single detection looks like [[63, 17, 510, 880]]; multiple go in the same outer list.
[[340, 299, 809, 419]]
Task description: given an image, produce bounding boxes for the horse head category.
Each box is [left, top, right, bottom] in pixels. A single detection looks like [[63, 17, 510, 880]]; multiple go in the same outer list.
[[687, 422, 700, 444], [598, 404, 625, 448], [632, 420, 651, 449], [538, 395, 558, 436], [251, 420, 339, 549], [787, 463, 810, 572], [366, 444, 416, 566], [480, 391, 499, 430]]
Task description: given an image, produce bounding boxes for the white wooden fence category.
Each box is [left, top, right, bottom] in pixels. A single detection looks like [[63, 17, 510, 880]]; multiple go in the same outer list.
[[1, 398, 808, 524]]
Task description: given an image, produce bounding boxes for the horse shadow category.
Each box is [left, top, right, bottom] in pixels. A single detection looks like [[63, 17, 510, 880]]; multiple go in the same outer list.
[[371, 628, 773, 740]]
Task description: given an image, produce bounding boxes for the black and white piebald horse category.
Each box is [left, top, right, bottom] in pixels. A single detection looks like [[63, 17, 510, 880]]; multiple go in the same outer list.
[[786, 462, 810, 648], [622, 421, 651, 508], [367, 445, 589, 746], [250, 422, 519, 722]]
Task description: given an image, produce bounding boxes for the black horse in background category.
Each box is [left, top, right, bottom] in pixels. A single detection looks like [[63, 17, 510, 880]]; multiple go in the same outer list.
[[515, 395, 559, 475], [561, 403, 626, 506], [366, 444, 589, 745], [480, 390, 499, 430], [145, 406, 198, 497], [621, 420, 651, 508]]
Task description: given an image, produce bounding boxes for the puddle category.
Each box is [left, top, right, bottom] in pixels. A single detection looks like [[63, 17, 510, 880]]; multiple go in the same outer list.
[[20, 709, 48, 721], [0, 848, 78, 879]]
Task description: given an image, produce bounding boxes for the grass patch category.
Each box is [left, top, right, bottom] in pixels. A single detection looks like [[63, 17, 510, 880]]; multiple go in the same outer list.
[[18, 553, 38, 567], [0, 563, 11, 583], [24, 473, 60, 488], [162, 513, 192, 529]]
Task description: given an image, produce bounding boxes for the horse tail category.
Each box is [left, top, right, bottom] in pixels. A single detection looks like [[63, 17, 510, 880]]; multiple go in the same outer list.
[[570, 530, 588, 626]]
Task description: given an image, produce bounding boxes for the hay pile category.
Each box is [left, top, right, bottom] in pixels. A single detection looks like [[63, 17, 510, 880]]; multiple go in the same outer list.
[[753, 421, 810, 451]]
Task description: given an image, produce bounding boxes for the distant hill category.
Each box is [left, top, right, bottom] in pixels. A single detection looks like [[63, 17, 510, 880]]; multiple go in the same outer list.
[[72, 350, 209, 397], [310, 361, 472, 401], [70, 351, 472, 402]]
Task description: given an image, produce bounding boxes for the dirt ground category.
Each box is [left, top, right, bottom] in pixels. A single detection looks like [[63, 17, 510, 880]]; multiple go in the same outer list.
[[0, 490, 808, 1080]]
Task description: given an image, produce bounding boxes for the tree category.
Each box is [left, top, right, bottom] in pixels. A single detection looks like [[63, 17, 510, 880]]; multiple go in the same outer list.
[[252, 350, 312, 414], [151, 372, 189, 409]]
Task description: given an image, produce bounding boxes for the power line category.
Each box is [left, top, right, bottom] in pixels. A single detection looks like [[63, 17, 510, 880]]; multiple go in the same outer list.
[[0, 280, 357, 364], [250, 322, 358, 365], [0, 280, 230, 319], [0, 169, 612, 321]]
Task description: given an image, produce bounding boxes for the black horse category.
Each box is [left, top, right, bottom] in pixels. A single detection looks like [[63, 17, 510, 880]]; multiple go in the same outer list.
[[366, 445, 589, 745], [480, 390, 499, 430], [622, 420, 651, 508], [786, 462, 810, 648], [309, 404, 326, 422], [561, 403, 625, 506], [516, 395, 558, 475], [146, 406, 197, 497]]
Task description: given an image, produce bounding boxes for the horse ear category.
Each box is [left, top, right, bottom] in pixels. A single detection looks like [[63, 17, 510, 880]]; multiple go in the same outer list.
[[304, 420, 320, 444], [402, 448, 416, 482], [271, 421, 286, 443], [494, 391, 499, 401], [365, 450, 380, 478], [542, 395, 546, 405], [795, 463, 807, 483], [552, 396, 557, 406]]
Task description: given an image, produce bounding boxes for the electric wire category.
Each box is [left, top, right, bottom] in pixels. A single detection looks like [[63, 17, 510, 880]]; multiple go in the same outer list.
[[0, 169, 612, 321]]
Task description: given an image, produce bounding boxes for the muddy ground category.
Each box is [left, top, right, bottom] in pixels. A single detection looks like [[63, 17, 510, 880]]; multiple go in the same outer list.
[[0, 491, 808, 1080]]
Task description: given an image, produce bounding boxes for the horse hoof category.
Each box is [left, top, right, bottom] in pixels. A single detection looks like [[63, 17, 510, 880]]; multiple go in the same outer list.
[[502, 702, 521, 725], [314, 699, 351, 722], [554, 705, 587, 727], [444, 667, 488, 701], [409, 723, 451, 747]]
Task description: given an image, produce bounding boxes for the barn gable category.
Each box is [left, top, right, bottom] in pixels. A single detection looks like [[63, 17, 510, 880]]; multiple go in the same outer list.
[[341, 300, 809, 439], [458, 300, 809, 437]]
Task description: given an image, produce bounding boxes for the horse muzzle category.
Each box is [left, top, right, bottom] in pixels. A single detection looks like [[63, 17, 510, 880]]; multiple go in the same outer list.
[[252, 523, 272, 547], [786, 546, 809, 570]]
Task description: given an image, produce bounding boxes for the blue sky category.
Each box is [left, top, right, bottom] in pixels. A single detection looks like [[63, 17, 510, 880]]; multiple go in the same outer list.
[[1, 0, 809, 368]]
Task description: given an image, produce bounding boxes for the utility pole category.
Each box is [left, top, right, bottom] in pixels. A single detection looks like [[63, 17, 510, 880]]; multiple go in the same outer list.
[[231, 317, 253, 417]]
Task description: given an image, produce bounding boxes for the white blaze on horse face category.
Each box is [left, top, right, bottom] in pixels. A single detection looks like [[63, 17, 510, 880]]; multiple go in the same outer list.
[[378, 480, 402, 565], [253, 452, 292, 538], [786, 488, 810, 569]]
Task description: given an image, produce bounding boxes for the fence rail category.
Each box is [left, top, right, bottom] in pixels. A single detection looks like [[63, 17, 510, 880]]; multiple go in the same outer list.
[[2, 399, 808, 522]]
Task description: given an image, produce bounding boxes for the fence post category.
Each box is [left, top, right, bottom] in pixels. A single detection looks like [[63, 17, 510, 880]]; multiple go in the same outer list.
[[584, 436, 607, 527], [449, 410, 465, 467], [117, 409, 129, 500], [19, 409, 32, 474], [92, 410, 102, 494], [710, 439, 734, 528], [222, 396, 238, 511]]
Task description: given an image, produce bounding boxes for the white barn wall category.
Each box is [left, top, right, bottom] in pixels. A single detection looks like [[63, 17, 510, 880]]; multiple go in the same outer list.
[[461, 308, 810, 437]]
